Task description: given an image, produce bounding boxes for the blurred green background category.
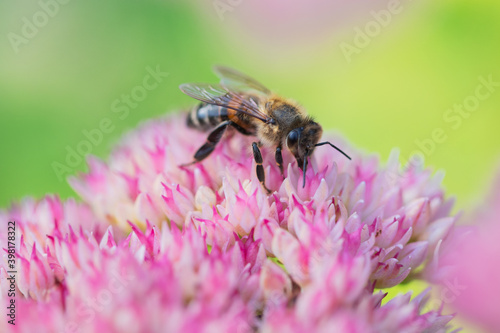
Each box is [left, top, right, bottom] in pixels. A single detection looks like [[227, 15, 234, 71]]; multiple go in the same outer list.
[[1, 0, 499, 215]]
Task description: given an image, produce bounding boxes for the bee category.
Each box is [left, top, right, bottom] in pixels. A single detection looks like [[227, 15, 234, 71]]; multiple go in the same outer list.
[[180, 66, 351, 193]]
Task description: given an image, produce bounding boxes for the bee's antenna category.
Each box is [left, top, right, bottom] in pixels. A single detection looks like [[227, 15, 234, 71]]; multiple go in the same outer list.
[[302, 157, 308, 188], [315, 142, 351, 160]]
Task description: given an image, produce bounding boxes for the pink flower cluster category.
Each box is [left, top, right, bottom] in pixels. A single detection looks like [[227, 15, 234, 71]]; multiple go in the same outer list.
[[1, 115, 457, 332]]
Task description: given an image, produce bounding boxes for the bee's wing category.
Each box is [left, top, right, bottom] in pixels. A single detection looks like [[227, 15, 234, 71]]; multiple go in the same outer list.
[[213, 66, 271, 95], [179, 83, 272, 123]]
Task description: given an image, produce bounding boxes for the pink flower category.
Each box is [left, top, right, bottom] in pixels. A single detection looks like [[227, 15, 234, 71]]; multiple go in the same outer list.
[[433, 168, 500, 333], [261, 286, 452, 333], [1, 114, 459, 332], [1, 195, 103, 248], [6, 221, 258, 332], [0, 196, 104, 300]]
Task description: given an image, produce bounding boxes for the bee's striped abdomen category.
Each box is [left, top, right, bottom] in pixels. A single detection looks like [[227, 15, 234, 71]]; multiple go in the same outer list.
[[187, 103, 230, 131]]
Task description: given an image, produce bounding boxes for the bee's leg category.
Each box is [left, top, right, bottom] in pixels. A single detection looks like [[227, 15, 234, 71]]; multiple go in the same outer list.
[[252, 142, 271, 194], [230, 122, 254, 136], [275, 145, 284, 179], [180, 121, 230, 167]]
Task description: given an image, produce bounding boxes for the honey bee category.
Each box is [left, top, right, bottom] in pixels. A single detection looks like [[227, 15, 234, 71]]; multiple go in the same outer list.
[[180, 66, 350, 193]]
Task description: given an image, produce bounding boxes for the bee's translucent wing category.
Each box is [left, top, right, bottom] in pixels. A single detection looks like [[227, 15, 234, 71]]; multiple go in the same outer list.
[[179, 83, 272, 123], [213, 66, 271, 95]]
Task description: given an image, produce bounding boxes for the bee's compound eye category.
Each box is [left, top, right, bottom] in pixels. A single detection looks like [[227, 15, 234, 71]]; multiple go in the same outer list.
[[287, 130, 299, 147]]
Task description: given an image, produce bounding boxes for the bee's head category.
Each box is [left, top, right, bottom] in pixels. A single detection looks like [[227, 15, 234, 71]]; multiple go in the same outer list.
[[286, 120, 323, 173], [286, 120, 351, 188]]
